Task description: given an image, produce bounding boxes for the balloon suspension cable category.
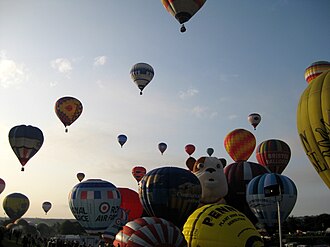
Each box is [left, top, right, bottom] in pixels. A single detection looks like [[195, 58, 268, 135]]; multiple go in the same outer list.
[[180, 24, 186, 33], [140, 91, 143, 95]]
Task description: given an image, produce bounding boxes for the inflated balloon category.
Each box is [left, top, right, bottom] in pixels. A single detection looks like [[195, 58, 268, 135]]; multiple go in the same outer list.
[[9, 125, 44, 171], [3, 193, 30, 221], [55, 96, 83, 132], [42, 201, 52, 215], [130, 63, 154, 95], [139, 166, 201, 228], [206, 147, 214, 156], [77, 172, 85, 182], [224, 161, 269, 224], [117, 134, 127, 148], [246, 173, 297, 229], [113, 217, 187, 247], [185, 144, 196, 156], [297, 68, 330, 188], [131, 166, 146, 183], [161, 0, 207, 33], [68, 179, 121, 235], [248, 113, 261, 130], [118, 188, 143, 221], [224, 128, 256, 162], [102, 208, 128, 244], [256, 139, 291, 174], [0, 178, 5, 194], [158, 142, 167, 155], [183, 204, 264, 247], [304, 61, 330, 84]]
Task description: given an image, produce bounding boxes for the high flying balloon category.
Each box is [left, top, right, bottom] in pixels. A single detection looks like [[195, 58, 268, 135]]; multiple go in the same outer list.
[[130, 63, 154, 95], [185, 144, 196, 156], [55, 96, 83, 132], [42, 201, 52, 215], [3, 193, 30, 221], [297, 65, 330, 188], [158, 142, 167, 155], [9, 125, 44, 171], [206, 147, 214, 157], [117, 134, 127, 148], [248, 113, 261, 130], [76, 172, 85, 182], [131, 166, 146, 183], [161, 0, 207, 33]]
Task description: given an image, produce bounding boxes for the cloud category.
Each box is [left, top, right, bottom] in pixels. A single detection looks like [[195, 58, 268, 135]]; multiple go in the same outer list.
[[191, 105, 218, 119], [51, 58, 72, 76], [0, 53, 28, 88], [94, 56, 107, 66], [179, 88, 199, 99], [228, 114, 238, 120]]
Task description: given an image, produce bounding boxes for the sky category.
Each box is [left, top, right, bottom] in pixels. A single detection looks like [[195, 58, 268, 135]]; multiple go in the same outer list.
[[0, 0, 329, 220]]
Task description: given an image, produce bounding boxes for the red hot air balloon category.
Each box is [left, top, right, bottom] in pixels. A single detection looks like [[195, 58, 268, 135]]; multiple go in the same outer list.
[[118, 188, 143, 221], [256, 139, 291, 174], [224, 128, 256, 162], [132, 166, 147, 183], [185, 144, 196, 156]]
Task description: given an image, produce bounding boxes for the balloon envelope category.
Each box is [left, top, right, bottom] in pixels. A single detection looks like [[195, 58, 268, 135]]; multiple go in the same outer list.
[[130, 63, 154, 95], [55, 96, 83, 132], [42, 201, 52, 214], [68, 179, 121, 235], [158, 142, 167, 155], [9, 125, 44, 171], [185, 144, 195, 156], [304, 61, 330, 84], [0, 178, 5, 194], [206, 147, 214, 156], [102, 208, 128, 243], [3, 193, 30, 221], [131, 166, 147, 183], [117, 134, 127, 148], [77, 172, 85, 182], [256, 139, 291, 174], [118, 188, 143, 221], [248, 113, 261, 130], [139, 166, 201, 228], [183, 204, 264, 247]]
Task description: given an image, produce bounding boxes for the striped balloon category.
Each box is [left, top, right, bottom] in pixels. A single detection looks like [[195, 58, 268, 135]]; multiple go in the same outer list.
[[113, 217, 187, 247], [224, 129, 256, 162], [256, 139, 291, 174], [304, 61, 330, 84], [246, 173, 297, 228]]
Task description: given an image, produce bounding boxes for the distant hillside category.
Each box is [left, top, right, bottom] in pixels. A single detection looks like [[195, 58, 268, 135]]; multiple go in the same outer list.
[[0, 217, 76, 226]]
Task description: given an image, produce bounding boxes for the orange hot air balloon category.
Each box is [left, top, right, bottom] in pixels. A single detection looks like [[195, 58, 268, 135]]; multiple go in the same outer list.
[[304, 61, 330, 84], [224, 129, 256, 162], [185, 144, 195, 156], [76, 172, 85, 182], [132, 166, 146, 182], [55, 96, 83, 132]]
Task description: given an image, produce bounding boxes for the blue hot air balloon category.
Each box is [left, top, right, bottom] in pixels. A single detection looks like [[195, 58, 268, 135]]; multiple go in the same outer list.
[[158, 142, 167, 155], [117, 134, 127, 148]]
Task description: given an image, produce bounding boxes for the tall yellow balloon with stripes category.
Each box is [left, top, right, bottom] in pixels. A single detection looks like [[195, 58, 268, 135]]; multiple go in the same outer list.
[[297, 64, 330, 189]]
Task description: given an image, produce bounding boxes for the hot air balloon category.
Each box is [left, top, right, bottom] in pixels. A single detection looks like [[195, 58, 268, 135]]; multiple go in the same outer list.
[[0, 178, 5, 194], [68, 179, 121, 235], [42, 201, 52, 215], [76, 172, 85, 182], [118, 188, 143, 221], [113, 217, 187, 247], [224, 128, 256, 162], [3, 193, 30, 221], [161, 0, 207, 33], [224, 161, 269, 224], [297, 64, 330, 188], [131, 166, 146, 183], [117, 134, 127, 148], [9, 125, 44, 171], [130, 63, 154, 95], [246, 173, 297, 231], [206, 147, 214, 156], [139, 166, 201, 228], [304, 61, 330, 84], [183, 204, 264, 247], [248, 113, 261, 130], [102, 208, 128, 244], [158, 142, 167, 155], [185, 144, 195, 156], [55, 96, 83, 132], [256, 139, 291, 174]]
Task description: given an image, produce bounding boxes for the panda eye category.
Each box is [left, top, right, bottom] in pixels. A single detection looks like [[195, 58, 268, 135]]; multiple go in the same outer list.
[[216, 164, 221, 169], [197, 163, 204, 169]]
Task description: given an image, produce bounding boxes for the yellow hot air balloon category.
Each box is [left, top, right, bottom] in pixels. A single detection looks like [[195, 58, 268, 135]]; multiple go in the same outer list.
[[297, 65, 330, 189], [183, 204, 264, 247]]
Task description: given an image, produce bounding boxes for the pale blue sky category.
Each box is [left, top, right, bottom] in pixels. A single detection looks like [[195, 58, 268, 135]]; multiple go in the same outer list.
[[0, 0, 329, 219]]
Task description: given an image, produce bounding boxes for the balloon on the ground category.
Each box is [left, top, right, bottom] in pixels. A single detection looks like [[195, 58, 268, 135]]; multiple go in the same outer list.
[[256, 139, 291, 174], [77, 172, 85, 182], [113, 217, 187, 247], [3, 193, 30, 221], [297, 67, 330, 189], [248, 113, 261, 130], [132, 166, 146, 183], [42, 201, 52, 215], [246, 173, 297, 229], [183, 204, 264, 247], [55, 96, 83, 132], [9, 125, 44, 171], [0, 178, 5, 194], [117, 134, 127, 148], [118, 187, 143, 221], [102, 208, 128, 244], [158, 142, 167, 155], [130, 63, 154, 95], [185, 144, 196, 156], [139, 166, 201, 228], [304, 61, 330, 84], [206, 147, 214, 156], [68, 179, 121, 235], [161, 0, 207, 33], [224, 129, 256, 162]]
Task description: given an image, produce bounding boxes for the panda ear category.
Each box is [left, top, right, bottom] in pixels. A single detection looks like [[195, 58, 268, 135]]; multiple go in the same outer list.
[[186, 157, 196, 171], [218, 158, 227, 168]]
